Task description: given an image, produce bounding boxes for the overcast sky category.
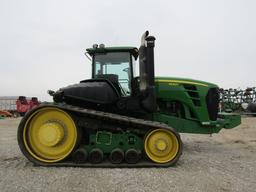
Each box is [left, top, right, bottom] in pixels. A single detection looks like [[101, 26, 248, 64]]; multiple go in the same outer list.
[[0, 0, 255, 101]]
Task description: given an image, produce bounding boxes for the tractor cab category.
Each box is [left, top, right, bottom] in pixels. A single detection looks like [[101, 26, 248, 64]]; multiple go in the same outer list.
[[51, 31, 157, 113], [86, 46, 139, 96]]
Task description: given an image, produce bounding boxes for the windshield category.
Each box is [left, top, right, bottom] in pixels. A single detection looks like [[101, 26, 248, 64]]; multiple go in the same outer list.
[[93, 52, 132, 95]]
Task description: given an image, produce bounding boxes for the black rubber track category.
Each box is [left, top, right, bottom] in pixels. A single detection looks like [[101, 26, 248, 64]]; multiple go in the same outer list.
[[17, 103, 183, 168]]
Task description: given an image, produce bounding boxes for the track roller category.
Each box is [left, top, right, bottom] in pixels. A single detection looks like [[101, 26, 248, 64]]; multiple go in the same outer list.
[[72, 148, 88, 164], [125, 149, 141, 164], [89, 148, 104, 164], [109, 148, 124, 164]]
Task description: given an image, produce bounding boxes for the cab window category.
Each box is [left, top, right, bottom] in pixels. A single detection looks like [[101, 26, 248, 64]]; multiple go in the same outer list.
[[94, 52, 132, 95]]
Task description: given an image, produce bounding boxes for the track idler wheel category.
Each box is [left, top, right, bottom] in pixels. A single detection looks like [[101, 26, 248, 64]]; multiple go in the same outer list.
[[72, 148, 88, 164], [144, 128, 182, 164], [125, 149, 141, 164], [89, 148, 104, 164], [109, 148, 124, 164]]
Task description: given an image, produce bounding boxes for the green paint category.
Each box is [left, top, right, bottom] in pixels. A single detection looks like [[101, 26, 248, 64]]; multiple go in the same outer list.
[[155, 76, 215, 122], [83, 131, 143, 154], [155, 76, 218, 87], [153, 113, 220, 134], [217, 112, 241, 129], [153, 113, 240, 134]]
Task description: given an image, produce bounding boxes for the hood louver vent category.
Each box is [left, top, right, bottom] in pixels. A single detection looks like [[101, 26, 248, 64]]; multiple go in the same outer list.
[[183, 85, 201, 107]]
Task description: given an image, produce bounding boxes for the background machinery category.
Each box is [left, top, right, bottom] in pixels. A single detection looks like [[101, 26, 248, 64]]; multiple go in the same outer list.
[[0, 96, 40, 117], [219, 87, 256, 114], [17, 31, 241, 167]]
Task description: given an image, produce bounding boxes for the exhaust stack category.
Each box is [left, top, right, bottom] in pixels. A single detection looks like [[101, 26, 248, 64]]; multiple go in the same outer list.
[[139, 31, 156, 112]]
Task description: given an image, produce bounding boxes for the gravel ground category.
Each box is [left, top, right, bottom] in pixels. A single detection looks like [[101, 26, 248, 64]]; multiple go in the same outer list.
[[0, 117, 255, 192]]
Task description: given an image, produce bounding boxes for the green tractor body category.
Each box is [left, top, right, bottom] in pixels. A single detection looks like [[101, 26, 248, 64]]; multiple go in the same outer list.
[[154, 77, 241, 134]]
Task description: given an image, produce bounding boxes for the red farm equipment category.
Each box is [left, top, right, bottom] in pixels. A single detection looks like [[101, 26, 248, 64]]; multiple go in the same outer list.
[[29, 97, 40, 109], [0, 96, 41, 117]]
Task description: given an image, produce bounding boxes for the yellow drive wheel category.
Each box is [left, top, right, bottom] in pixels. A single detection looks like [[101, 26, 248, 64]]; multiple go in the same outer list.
[[144, 129, 180, 164], [21, 107, 78, 163]]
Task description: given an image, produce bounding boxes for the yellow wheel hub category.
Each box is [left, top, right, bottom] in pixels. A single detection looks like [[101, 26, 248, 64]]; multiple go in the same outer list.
[[144, 129, 179, 163], [155, 139, 167, 151], [38, 123, 64, 147], [23, 107, 78, 163]]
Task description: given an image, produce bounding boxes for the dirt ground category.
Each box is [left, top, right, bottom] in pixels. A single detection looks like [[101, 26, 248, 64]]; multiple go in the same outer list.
[[0, 117, 255, 192]]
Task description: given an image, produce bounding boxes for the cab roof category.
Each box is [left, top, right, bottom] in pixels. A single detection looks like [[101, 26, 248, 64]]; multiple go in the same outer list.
[[86, 46, 139, 59]]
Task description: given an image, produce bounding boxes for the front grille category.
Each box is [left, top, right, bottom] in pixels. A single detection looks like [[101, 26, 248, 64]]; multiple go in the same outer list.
[[206, 88, 219, 121]]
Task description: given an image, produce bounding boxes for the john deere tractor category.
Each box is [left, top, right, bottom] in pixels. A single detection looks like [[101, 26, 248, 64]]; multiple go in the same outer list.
[[17, 31, 241, 167]]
